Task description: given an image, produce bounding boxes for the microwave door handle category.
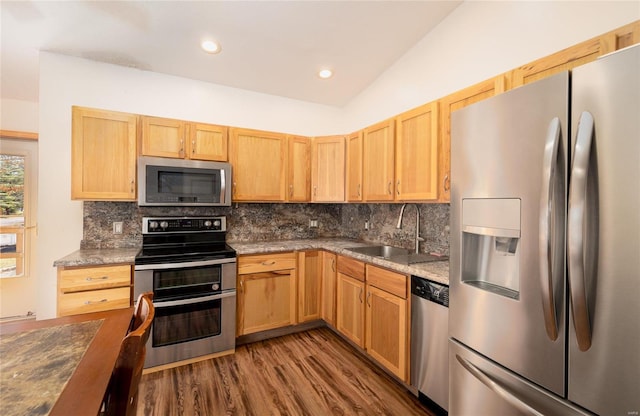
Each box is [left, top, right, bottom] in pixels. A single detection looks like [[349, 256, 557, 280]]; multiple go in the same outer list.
[[568, 111, 596, 352], [220, 168, 226, 204], [539, 117, 562, 341]]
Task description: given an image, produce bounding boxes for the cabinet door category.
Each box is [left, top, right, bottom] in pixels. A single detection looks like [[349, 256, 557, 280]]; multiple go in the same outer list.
[[346, 131, 363, 201], [336, 272, 365, 348], [297, 251, 321, 323], [230, 128, 287, 201], [140, 116, 187, 158], [71, 106, 137, 200], [189, 123, 228, 161], [287, 135, 311, 202], [439, 75, 507, 202], [395, 101, 439, 201], [321, 251, 337, 326], [363, 119, 395, 201], [365, 284, 408, 381], [237, 270, 296, 336], [311, 136, 345, 202]]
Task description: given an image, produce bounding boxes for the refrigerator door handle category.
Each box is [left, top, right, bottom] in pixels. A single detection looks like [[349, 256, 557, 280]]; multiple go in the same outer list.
[[455, 354, 545, 416], [568, 111, 595, 351], [539, 117, 562, 341]]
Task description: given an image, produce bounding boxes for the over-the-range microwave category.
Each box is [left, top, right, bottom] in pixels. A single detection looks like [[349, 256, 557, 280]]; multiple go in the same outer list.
[[138, 156, 232, 206]]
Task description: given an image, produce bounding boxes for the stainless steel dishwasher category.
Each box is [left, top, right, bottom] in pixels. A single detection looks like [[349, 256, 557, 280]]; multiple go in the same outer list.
[[411, 275, 449, 414]]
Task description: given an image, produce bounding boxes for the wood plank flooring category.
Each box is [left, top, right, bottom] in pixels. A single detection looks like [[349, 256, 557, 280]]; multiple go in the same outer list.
[[138, 327, 436, 416]]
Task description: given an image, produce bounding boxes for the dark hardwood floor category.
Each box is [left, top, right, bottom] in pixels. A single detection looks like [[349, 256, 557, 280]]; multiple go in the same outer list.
[[138, 327, 437, 415]]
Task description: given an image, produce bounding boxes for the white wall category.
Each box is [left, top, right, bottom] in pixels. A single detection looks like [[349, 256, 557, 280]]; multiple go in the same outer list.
[[343, 1, 640, 129], [36, 2, 639, 319], [0, 98, 39, 132]]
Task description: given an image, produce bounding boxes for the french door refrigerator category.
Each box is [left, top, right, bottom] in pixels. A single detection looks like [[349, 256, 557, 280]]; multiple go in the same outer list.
[[449, 44, 639, 416]]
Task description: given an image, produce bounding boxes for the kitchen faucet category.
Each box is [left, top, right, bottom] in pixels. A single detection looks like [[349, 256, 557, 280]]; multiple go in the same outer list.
[[396, 203, 424, 254]]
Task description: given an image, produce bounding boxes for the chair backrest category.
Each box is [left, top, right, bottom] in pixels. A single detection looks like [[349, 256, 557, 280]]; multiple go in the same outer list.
[[102, 292, 154, 416]]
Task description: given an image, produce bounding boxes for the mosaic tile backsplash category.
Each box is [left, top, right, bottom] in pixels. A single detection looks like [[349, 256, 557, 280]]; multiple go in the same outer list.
[[82, 202, 450, 256]]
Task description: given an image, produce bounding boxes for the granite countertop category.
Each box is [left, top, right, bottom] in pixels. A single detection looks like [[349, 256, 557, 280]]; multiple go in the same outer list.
[[53, 239, 449, 285], [229, 238, 449, 285], [53, 247, 140, 268]]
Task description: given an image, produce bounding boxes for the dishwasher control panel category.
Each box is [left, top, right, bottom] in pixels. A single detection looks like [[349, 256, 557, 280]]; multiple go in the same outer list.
[[411, 276, 449, 307]]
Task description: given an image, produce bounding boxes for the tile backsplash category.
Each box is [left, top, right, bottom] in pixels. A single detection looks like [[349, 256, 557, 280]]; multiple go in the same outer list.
[[82, 201, 450, 255]]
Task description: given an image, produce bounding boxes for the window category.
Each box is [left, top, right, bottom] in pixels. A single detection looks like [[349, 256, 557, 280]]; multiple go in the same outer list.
[[0, 137, 37, 279]]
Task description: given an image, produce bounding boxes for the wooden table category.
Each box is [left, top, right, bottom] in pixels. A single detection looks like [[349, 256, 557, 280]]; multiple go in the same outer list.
[[0, 308, 134, 416]]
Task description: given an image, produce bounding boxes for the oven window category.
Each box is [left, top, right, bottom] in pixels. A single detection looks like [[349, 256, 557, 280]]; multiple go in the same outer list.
[[153, 299, 221, 347], [154, 264, 221, 301]]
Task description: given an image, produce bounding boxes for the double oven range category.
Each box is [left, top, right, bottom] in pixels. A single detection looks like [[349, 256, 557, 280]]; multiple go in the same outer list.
[[134, 216, 236, 368]]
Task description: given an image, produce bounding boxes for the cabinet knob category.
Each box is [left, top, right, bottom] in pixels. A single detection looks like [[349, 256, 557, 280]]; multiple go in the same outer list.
[[397, 180, 400, 196], [387, 182, 392, 195]]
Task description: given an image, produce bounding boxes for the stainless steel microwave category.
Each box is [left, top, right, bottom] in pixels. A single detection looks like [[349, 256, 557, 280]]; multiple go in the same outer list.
[[138, 156, 232, 206]]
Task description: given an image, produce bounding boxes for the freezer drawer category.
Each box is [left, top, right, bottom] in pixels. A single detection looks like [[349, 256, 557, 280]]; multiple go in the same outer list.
[[449, 339, 591, 416]]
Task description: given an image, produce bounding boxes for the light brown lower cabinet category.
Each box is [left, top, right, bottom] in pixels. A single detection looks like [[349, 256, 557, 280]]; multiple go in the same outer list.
[[236, 252, 297, 336], [336, 271, 366, 348], [57, 264, 132, 317], [297, 251, 322, 323], [321, 251, 337, 326]]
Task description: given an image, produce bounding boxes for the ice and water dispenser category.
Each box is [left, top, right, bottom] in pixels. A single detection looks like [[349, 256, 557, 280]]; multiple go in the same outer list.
[[461, 198, 521, 299]]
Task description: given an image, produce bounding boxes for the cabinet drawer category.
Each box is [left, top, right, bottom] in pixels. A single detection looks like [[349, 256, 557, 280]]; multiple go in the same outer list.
[[58, 287, 131, 317], [366, 264, 407, 299], [238, 252, 296, 274], [59, 265, 131, 293], [337, 255, 365, 281]]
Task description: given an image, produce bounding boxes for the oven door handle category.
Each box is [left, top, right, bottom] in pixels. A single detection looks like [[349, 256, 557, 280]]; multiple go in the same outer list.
[[135, 257, 236, 271], [152, 291, 236, 308]]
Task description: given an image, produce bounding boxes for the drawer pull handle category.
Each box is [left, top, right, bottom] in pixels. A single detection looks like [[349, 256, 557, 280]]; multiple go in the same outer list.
[[261, 260, 276, 266], [86, 276, 109, 281], [85, 299, 108, 305]]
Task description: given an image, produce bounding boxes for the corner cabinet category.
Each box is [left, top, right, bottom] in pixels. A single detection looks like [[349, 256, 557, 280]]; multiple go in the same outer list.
[[297, 251, 322, 322], [346, 131, 363, 202], [287, 135, 311, 202], [311, 136, 346, 202], [363, 119, 395, 201], [395, 101, 439, 201], [230, 128, 288, 202], [336, 255, 366, 348], [57, 264, 132, 317], [71, 107, 137, 200], [236, 252, 297, 336]]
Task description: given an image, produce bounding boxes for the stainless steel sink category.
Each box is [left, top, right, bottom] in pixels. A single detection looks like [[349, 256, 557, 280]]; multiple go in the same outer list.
[[346, 245, 410, 259], [345, 245, 448, 265]]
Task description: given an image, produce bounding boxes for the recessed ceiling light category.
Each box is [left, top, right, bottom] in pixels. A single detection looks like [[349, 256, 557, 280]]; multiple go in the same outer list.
[[201, 40, 221, 54], [318, 69, 333, 79]]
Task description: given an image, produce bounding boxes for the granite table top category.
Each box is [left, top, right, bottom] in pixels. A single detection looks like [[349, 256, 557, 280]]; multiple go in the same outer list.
[[0, 319, 103, 416], [54, 238, 449, 285]]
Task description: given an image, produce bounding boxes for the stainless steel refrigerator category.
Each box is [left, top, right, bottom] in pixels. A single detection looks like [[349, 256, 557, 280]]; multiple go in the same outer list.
[[449, 44, 639, 415]]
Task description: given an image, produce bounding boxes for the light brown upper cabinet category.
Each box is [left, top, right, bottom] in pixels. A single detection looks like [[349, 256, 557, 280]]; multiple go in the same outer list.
[[512, 20, 640, 87], [71, 106, 137, 200], [363, 119, 395, 202], [229, 127, 287, 202], [346, 131, 363, 202], [141, 116, 227, 161], [311, 136, 346, 202], [287, 135, 311, 202], [438, 75, 508, 202], [395, 101, 439, 201]]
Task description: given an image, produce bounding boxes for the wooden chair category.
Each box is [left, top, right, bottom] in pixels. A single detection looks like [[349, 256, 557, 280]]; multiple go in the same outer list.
[[101, 292, 155, 416]]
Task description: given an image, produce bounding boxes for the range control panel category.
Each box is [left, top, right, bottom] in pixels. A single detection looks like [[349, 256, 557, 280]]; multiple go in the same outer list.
[[142, 216, 226, 234]]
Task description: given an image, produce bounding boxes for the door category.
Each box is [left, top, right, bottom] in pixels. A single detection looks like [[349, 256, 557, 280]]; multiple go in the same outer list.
[[346, 131, 363, 201], [287, 136, 310, 202], [363, 119, 395, 201], [297, 251, 321, 322], [450, 73, 569, 395], [321, 251, 337, 325], [567, 45, 640, 415], [449, 339, 589, 416], [336, 272, 365, 348], [311, 136, 345, 202], [141, 116, 187, 158], [190, 123, 228, 161], [0, 136, 37, 318]]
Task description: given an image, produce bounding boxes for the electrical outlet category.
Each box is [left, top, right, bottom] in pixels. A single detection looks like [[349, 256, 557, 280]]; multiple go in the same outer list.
[[113, 222, 123, 234], [309, 219, 319, 228]]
